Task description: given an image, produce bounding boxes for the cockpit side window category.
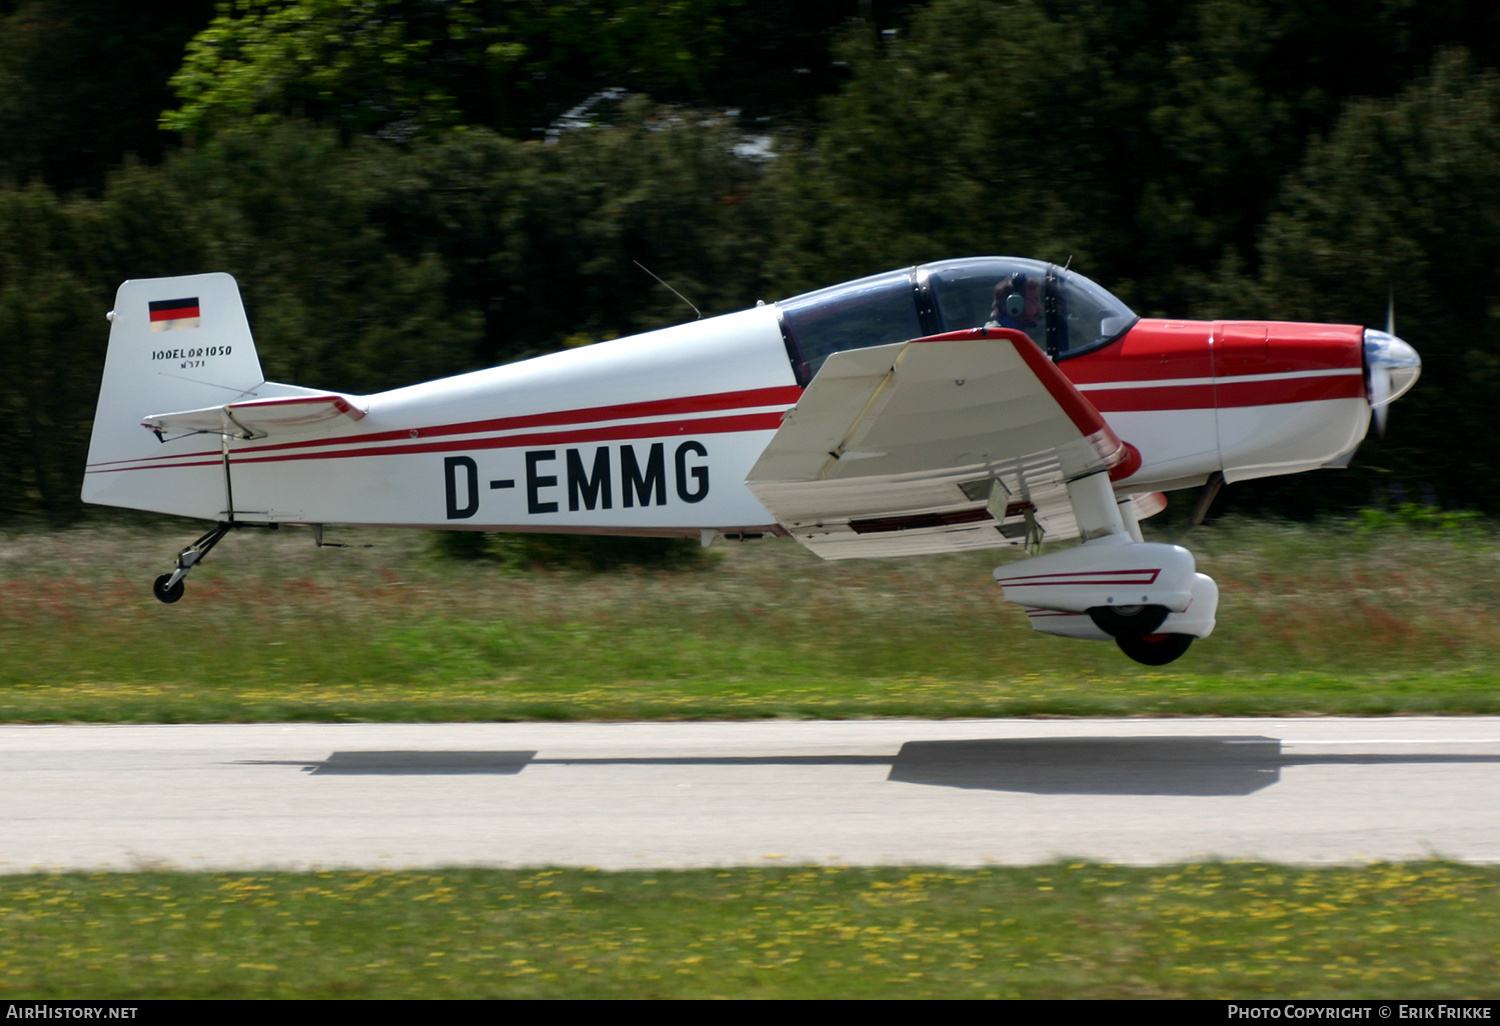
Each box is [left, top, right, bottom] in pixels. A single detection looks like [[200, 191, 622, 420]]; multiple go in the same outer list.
[[777, 269, 923, 385], [929, 258, 1051, 351], [926, 257, 1137, 359]]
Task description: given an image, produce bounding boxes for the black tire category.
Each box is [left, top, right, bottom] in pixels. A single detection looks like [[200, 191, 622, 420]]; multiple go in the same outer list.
[[152, 573, 185, 604], [1089, 604, 1169, 638], [1116, 633, 1194, 666]]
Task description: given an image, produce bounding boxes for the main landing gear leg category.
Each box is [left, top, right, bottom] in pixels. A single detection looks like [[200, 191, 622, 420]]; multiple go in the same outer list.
[[152, 522, 234, 604]]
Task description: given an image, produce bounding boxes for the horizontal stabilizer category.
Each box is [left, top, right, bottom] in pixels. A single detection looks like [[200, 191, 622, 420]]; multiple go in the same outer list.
[[144, 393, 367, 441]]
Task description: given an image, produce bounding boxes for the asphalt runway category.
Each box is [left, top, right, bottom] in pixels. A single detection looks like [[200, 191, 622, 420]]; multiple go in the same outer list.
[[4, 717, 1499, 873]]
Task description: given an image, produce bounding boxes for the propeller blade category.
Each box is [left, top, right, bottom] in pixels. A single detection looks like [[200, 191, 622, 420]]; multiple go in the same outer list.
[[1371, 368, 1391, 438], [1374, 291, 1396, 437]]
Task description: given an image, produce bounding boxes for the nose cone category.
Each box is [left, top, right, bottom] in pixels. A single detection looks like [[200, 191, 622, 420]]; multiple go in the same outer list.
[[1363, 328, 1421, 408]]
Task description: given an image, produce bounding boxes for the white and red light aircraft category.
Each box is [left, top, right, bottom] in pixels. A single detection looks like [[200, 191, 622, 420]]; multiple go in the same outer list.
[[83, 258, 1420, 664]]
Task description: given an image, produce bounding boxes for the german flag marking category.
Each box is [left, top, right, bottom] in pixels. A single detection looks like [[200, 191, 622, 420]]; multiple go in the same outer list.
[[148, 297, 201, 331]]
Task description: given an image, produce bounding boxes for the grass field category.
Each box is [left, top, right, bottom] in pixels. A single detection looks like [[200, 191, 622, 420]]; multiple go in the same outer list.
[[1, 862, 1496, 999], [3, 515, 1498, 999], [0, 513, 1497, 722]]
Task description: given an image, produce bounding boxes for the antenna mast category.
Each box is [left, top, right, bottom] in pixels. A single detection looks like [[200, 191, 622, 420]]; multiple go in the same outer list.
[[634, 260, 702, 320]]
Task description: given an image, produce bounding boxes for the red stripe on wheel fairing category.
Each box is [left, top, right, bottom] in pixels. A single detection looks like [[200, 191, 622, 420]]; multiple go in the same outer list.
[[996, 568, 1163, 587]]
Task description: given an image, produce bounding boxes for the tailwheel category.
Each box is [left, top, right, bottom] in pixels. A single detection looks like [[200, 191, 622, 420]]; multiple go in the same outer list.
[[151, 521, 234, 603], [152, 573, 185, 604], [1116, 632, 1194, 666]]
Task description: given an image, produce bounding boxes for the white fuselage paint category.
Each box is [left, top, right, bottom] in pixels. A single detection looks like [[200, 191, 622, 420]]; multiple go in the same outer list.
[[84, 279, 1373, 538]]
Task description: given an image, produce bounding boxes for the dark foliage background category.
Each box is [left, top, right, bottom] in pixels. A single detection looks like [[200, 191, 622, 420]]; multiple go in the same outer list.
[[2, 0, 1495, 523]]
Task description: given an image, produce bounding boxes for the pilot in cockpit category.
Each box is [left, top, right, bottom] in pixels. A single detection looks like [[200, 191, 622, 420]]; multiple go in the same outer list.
[[986, 272, 1045, 346]]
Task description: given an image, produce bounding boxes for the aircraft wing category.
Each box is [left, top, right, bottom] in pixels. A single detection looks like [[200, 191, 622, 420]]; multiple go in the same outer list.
[[746, 327, 1140, 558], [142, 393, 366, 441]]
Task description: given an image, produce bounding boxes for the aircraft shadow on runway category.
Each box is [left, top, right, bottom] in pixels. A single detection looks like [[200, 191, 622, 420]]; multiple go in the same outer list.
[[238, 737, 1500, 797]]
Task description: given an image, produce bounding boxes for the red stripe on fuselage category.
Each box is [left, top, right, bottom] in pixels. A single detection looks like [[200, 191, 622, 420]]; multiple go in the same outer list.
[[89, 411, 785, 474], [1213, 373, 1364, 408], [1064, 321, 1215, 385], [1064, 319, 1363, 381], [1081, 373, 1362, 413], [1063, 318, 1365, 412], [95, 384, 802, 469]]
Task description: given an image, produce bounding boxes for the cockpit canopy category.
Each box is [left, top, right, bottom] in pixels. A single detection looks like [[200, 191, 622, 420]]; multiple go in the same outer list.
[[775, 257, 1137, 384]]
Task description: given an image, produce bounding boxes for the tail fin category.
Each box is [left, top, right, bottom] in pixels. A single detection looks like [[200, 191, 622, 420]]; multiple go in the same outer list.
[[83, 273, 267, 518]]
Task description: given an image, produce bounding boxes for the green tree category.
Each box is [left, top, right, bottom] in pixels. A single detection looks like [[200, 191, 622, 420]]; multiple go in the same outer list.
[[0, 120, 485, 522], [0, 109, 781, 521], [379, 102, 778, 365], [765, 1, 1107, 294], [0, 0, 215, 190], [126, 121, 484, 393], [0, 185, 115, 520], [774, 0, 1500, 314], [163, 1, 929, 142], [1252, 49, 1500, 513], [164, 0, 740, 140]]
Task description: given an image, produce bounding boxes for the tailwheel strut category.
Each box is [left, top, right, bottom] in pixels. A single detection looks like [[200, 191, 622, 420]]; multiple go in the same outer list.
[[152, 522, 234, 604]]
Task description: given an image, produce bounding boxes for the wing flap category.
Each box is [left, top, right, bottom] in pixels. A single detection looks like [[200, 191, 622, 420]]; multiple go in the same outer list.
[[746, 328, 1132, 558]]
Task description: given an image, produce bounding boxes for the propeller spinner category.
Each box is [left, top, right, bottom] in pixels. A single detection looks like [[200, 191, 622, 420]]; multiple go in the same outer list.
[[1363, 315, 1421, 438]]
